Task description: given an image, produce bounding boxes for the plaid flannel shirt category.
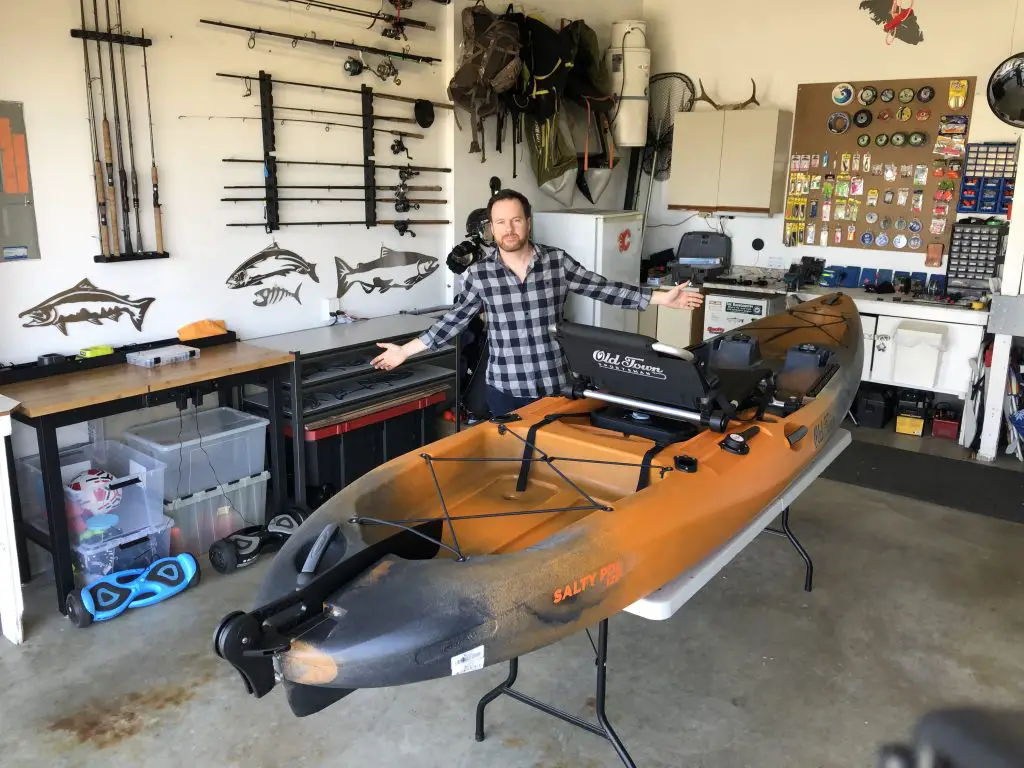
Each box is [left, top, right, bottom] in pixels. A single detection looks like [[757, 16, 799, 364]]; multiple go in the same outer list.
[[418, 242, 652, 398]]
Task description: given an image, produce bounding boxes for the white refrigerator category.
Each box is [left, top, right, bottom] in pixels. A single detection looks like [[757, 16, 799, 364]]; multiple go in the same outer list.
[[530, 209, 645, 334]]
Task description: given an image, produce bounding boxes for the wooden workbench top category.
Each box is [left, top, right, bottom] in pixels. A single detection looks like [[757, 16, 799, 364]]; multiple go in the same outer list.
[[0, 342, 294, 419]]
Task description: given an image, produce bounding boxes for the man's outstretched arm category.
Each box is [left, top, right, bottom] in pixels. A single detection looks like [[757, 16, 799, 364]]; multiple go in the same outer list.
[[372, 278, 483, 369]]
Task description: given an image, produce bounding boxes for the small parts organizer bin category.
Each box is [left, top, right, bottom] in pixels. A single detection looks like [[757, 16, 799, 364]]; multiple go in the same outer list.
[[958, 142, 1017, 215]]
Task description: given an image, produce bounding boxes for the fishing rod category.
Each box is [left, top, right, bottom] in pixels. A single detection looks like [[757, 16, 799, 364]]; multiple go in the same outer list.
[[227, 218, 450, 237], [199, 19, 442, 65], [177, 114, 423, 140], [222, 158, 450, 173], [272, 105, 415, 125], [115, 0, 142, 250], [92, 0, 119, 256], [223, 184, 442, 192], [221, 195, 447, 211], [79, 0, 109, 257], [104, 0, 133, 254], [216, 71, 452, 112], [141, 27, 163, 254], [270, 0, 435, 35]]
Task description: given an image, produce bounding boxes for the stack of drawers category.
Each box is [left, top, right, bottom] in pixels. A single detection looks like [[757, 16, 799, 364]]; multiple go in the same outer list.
[[946, 218, 1008, 299]]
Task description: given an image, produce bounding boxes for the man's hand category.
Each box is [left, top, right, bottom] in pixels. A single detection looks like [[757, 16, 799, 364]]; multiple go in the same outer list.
[[652, 282, 705, 311], [372, 342, 409, 371]]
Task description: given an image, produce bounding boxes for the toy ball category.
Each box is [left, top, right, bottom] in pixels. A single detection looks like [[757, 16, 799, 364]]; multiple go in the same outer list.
[[67, 468, 123, 516]]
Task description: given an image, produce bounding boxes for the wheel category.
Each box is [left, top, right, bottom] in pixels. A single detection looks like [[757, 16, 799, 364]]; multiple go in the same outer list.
[[66, 590, 93, 628], [287, 502, 313, 524], [213, 610, 245, 659], [209, 538, 239, 574]]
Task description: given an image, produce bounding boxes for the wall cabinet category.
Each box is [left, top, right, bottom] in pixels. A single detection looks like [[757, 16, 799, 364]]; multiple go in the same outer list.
[[667, 108, 792, 215]]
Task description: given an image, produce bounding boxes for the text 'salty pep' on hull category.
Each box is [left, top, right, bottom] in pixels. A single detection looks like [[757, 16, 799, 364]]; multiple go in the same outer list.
[[214, 292, 862, 717]]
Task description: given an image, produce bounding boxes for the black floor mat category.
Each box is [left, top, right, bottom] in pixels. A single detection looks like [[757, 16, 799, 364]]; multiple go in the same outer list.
[[821, 440, 1024, 524]]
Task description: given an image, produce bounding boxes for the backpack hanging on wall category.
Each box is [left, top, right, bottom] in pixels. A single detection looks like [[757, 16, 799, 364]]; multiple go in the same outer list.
[[447, 0, 522, 162]]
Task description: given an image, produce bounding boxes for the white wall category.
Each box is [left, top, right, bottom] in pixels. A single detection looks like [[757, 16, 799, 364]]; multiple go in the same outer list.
[[446, 0, 644, 302], [639, 0, 1024, 283], [0, 0, 455, 364]]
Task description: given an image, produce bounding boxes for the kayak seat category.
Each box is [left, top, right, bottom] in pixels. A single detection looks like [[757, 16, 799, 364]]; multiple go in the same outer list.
[[555, 321, 714, 414]]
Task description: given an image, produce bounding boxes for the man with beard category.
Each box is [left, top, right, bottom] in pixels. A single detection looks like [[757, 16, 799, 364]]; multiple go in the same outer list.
[[372, 189, 705, 416]]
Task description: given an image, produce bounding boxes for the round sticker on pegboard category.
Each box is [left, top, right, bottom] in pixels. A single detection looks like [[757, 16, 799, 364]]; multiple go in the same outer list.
[[618, 229, 632, 252]]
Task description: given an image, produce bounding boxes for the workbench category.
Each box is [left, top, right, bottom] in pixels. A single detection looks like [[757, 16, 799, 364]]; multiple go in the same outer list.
[[245, 314, 460, 509], [0, 342, 294, 619]]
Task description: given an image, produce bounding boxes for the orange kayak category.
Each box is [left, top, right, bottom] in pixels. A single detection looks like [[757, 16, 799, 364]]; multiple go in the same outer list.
[[215, 292, 862, 716]]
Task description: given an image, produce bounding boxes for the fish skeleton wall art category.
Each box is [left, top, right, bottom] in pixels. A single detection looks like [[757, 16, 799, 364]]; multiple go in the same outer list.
[[18, 278, 155, 336], [859, 0, 924, 45], [253, 283, 303, 307], [336, 246, 439, 298], [226, 243, 319, 289]]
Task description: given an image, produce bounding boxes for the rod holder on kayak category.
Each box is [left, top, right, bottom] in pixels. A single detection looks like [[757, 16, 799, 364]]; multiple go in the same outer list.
[[581, 389, 729, 433]]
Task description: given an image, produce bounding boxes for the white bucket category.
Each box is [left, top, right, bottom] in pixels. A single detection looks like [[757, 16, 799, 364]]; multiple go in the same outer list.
[[610, 20, 647, 48], [605, 46, 650, 148]]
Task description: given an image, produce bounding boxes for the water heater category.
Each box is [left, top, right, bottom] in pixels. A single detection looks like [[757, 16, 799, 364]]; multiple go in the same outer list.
[[605, 20, 650, 148]]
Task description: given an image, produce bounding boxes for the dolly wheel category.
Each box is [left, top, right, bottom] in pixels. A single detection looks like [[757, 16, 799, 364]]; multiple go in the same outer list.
[[66, 591, 93, 629], [209, 539, 238, 574], [213, 610, 245, 659]]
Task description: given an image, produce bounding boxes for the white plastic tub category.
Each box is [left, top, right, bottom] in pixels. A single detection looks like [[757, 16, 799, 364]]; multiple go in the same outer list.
[[122, 407, 269, 500], [164, 471, 269, 557], [72, 515, 173, 589], [17, 440, 167, 545], [893, 321, 946, 390]]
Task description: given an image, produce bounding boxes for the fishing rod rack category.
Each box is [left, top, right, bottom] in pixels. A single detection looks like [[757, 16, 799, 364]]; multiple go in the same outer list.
[[71, 0, 168, 263], [221, 70, 451, 236]]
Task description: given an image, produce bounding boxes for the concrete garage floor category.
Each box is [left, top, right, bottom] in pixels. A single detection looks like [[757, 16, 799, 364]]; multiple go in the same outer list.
[[2, 479, 1023, 768]]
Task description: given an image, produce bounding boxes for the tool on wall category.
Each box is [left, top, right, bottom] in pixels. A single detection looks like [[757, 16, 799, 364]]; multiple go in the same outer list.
[[215, 71, 450, 123], [177, 113, 424, 142], [141, 27, 163, 255], [198, 19, 442, 65], [78, 0, 109, 258], [343, 51, 402, 86], [269, 0, 436, 39], [114, 0, 141, 251], [103, 0, 133, 255], [220, 72, 450, 233], [71, 8, 169, 262]]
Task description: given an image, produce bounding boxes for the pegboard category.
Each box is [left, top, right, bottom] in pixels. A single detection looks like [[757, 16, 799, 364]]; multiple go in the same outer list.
[[782, 77, 975, 262]]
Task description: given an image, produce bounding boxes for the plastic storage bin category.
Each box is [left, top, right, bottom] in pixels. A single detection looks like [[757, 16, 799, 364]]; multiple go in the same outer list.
[[164, 471, 269, 557], [122, 407, 269, 500], [893, 322, 946, 390], [17, 440, 167, 544], [71, 515, 173, 589]]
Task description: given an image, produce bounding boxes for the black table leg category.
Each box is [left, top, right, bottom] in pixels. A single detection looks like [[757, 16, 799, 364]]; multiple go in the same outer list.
[[266, 365, 287, 518], [474, 619, 635, 767], [37, 420, 74, 613], [288, 357, 306, 509], [5, 434, 30, 584], [764, 506, 814, 592]]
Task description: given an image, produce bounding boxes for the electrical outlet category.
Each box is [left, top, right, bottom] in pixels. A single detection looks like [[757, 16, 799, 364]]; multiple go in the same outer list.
[[321, 298, 336, 323]]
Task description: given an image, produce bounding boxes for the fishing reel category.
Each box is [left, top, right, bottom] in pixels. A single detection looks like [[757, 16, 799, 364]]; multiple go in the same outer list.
[[391, 136, 412, 160], [343, 52, 401, 85], [393, 190, 419, 213], [381, 20, 407, 41], [388, 0, 413, 9], [393, 221, 415, 237], [398, 167, 420, 182]]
